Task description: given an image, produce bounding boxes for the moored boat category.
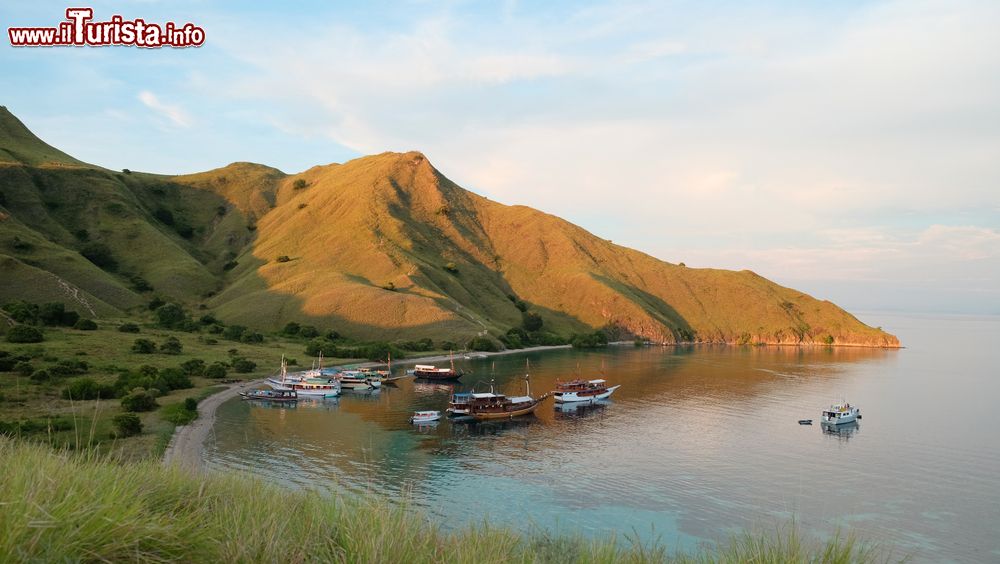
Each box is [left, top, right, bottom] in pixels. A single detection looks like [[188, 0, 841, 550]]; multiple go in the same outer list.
[[552, 378, 621, 403], [266, 356, 341, 398], [336, 370, 378, 390], [821, 402, 860, 425], [466, 363, 549, 420], [410, 410, 441, 423], [240, 388, 298, 402], [413, 353, 463, 381]]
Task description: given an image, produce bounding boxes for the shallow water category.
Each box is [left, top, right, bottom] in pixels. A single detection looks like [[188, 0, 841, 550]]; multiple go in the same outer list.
[[205, 312, 1000, 562]]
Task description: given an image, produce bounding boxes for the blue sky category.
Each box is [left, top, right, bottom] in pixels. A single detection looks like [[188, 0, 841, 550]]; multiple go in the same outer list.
[[2, 0, 998, 314]]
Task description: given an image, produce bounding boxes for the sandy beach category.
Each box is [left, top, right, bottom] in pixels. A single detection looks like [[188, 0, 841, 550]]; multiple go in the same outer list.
[[161, 344, 572, 471]]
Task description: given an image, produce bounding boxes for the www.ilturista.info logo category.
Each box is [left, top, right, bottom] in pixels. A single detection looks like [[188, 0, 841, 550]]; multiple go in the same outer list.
[[8, 8, 205, 48]]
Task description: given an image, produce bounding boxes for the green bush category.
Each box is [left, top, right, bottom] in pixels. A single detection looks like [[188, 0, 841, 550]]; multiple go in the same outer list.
[[184, 398, 198, 411], [521, 312, 543, 332], [118, 323, 140, 333], [223, 325, 246, 341], [73, 319, 98, 331], [131, 339, 156, 354], [40, 303, 79, 327], [823, 334, 835, 345], [240, 332, 264, 344], [155, 304, 188, 329], [299, 325, 319, 338], [49, 360, 88, 377], [180, 359, 205, 377], [204, 363, 227, 380], [159, 337, 183, 355], [439, 341, 457, 351], [160, 368, 193, 390], [281, 322, 301, 336], [6, 325, 43, 343], [161, 403, 197, 425], [112, 413, 142, 437], [570, 330, 609, 349], [468, 336, 499, 352], [14, 361, 34, 377], [231, 359, 257, 373], [120, 389, 157, 412], [30, 369, 51, 382], [62, 378, 103, 400], [292, 178, 308, 190]]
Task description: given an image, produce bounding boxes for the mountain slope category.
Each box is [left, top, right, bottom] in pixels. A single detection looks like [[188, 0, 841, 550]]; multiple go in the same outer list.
[[0, 108, 898, 346]]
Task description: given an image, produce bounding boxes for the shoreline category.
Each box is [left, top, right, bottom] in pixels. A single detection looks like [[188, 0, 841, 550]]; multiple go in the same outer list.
[[161, 344, 573, 472]]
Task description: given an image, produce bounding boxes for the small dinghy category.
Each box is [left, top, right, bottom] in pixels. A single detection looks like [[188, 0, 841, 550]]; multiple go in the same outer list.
[[410, 410, 441, 423], [798, 419, 813, 425]]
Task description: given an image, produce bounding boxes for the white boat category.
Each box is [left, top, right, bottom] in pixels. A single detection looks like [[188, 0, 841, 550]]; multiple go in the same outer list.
[[410, 410, 441, 423], [336, 370, 378, 390], [821, 402, 860, 425], [552, 379, 621, 403], [266, 356, 340, 398]]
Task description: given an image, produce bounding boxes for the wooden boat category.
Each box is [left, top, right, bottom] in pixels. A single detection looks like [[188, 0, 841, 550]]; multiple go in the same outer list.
[[798, 419, 813, 425], [240, 388, 297, 402], [336, 370, 377, 390], [413, 352, 463, 381], [552, 378, 621, 403], [410, 410, 441, 423], [467, 363, 549, 420]]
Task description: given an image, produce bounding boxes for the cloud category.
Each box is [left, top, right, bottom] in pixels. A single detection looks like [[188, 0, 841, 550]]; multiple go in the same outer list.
[[138, 91, 192, 128]]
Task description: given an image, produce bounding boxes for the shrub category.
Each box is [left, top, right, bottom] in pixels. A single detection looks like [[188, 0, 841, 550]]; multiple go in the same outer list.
[[223, 325, 246, 341], [444, 262, 458, 273], [204, 362, 227, 379], [155, 304, 188, 329], [231, 359, 257, 373], [161, 403, 197, 425], [276, 255, 291, 263], [823, 334, 835, 345], [362, 342, 404, 362], [381, 282, 396, 291], [49, 360, 89, 377], [521, 311, 543, 332], [131, 339, 156, 354], [112, 413, 142, 437], [0, 358, 15, 372], [6, 326, 43, 343], [30, 369, 50, 382], [570, 330, 609, 349], [62, 378, 103, 400], [159, 337, 183, 355], [80, 242, 117, 270], [240, 332, 264, 344], [130, 275, 153, 292], [292, 178, 308, 190], [73, 318, 98, 331], [222, 260, 238, 271], [14, 361, 34, 377], [199, 314, 218, 325], [147, 296, 166, 311], [324, 330, 341, 341], [40, 303, 79, 326], [439, 341, 456, 351], [160, 367, 193, 390], [180, 359, 206, 377], [514, 300, 528, 312], [299, 325, 319, 339], [121, 389, 157, 412], [281, 322, 301, 336], [468, 336, 499, 352], [153, 207, 175, 225], [118, 323, 140, 333], [3, 301, 39, 324], [184, 398, 198, 411]]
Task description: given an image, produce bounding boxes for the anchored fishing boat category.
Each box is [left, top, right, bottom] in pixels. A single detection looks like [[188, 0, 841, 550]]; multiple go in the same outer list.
[[413, 353, 463, 381], [336, 370, 378, 390], [821, 402, 860, 425], [552, 378, 621, 403], [266, 356, 341, 398]]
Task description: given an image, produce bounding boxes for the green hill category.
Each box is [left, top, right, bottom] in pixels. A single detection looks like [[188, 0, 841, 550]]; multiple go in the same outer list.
[[0, 107, 898, 346]]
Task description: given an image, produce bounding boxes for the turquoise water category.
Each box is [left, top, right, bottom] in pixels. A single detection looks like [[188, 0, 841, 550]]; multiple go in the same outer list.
[[205, 312, 1000, 562]]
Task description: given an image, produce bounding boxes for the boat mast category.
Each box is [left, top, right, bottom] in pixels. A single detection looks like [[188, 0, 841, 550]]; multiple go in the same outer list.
[[280, 354, 287, 385], [525, 358, 531, 397]]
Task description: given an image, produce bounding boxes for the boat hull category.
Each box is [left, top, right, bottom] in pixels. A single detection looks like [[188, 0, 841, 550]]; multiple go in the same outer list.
[[470, 401, 543, 420], [294, 389, 340, 398], [553, 384, 621, 403]]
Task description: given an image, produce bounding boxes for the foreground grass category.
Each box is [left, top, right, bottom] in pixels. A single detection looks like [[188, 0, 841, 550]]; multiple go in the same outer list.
[[0, 439, 894, 563]]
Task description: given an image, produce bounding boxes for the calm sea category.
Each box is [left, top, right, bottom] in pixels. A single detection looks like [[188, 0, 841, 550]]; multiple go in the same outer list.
[[205, 312, 1000, 562]]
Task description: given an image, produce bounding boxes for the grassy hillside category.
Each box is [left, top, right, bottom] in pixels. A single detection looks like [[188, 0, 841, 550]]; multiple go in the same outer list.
[[0, 439, 888, 563], [0, 107, 898, 347]]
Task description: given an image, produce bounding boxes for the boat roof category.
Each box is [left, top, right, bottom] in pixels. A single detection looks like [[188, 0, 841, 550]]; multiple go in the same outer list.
[[414, 410, 439, 415], [414, 364, 437, 370], [471, 392, 503, 399], [588, 379, 606, 384], [508, 396, 533, 403]]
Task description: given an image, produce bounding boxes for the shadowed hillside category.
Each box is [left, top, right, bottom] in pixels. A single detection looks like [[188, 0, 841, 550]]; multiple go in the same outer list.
[[0, 107, 898, 346]]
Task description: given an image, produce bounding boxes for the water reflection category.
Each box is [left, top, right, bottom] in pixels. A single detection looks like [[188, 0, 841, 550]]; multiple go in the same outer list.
[[207, 316, 1000, 562], [821, 420, 860, 440]]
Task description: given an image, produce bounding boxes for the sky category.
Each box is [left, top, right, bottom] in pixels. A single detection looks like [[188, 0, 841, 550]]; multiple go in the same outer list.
[[2, 0, 998, 315]]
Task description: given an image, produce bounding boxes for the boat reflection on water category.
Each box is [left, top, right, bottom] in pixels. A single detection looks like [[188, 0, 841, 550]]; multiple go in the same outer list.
[[821, 420, 860, 440], [242, 399, 299, 410], [292, 397, 340, 411], [412, 381, 457, 395], [554, 399, 611, 419], [449, 416, 536, 437]]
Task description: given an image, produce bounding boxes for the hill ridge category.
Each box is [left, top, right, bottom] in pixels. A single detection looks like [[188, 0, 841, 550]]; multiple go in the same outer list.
[[0, 108, 899, 347]]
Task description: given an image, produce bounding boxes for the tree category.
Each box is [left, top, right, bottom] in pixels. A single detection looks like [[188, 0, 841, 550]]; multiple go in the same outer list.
[[112, 413, 142, 437], [118, 323, 140, 333], [131, 339, 156, 354], [468, 336, 500, 352], [180, 359, 206, 377], [521, 311, 543, 332], [223, 325, 247, 341], [231, 358, 257, 373], [299, 325, 319, 338], [276, 255, 291, 263], [281, 322, 301, 336], [40, 302, 78, 326], [6, 325, 43, 343], [292, 178, 308, 190]]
